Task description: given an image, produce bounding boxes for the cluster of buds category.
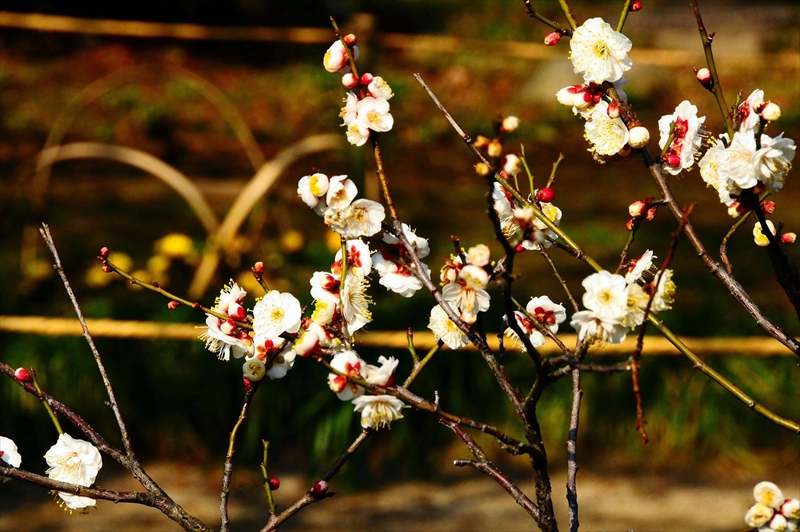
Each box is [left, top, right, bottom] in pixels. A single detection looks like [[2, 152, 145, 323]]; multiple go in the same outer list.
[[626, 197, 659, 230], [744, 481, 799, 531]]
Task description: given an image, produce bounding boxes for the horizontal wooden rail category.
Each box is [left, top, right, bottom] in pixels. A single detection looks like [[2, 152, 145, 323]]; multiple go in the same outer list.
[[1, 11, 797, 69], [0, 315, 790, 356]]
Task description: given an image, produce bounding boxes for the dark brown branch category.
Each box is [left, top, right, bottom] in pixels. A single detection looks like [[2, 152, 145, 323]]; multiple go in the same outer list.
[[565, 369, 582, 532], [221, 387, 256, 532]]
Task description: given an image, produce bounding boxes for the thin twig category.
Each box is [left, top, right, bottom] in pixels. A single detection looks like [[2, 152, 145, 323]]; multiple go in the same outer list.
[[539, 249, 579, 313], [522, 0, 571, 35], [691, 0, 733, 138], [40, 224, 134, 457], [221, 387, 256, 532], [566, 369, 582, 532]]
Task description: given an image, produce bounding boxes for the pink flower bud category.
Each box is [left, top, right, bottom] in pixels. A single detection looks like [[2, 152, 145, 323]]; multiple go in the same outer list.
[[167, 301, 180, 310], [760, 200, 776, 214], [695, 67, 710, 82], [761, 102, 781, 121], [515, 244, 525, 253], [607, 101, 620, 118], [312, 480, 329, 496], [630, 1, 642, 11], [341, 72, 359, 89], [544, 32, 561, 46], [268, 478, 280, 491], [343, 34, 357, 47], [665, 153, 681, 167], [14, 367, 32, 382], [360, 72, 374, 86], [645, 205, 658, 221], [535, 188, 555, 203], [99, 247, 109, 259], [629, 199, 647, 217], [251, 261, 265, 278], [781, 232, 797, 244], [626, 218, 636, 231], [228, 302, 246, 321], [101, 265, 113, 273]]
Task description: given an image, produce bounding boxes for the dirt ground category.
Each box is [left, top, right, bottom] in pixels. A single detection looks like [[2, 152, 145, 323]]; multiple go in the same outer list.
[[2, 460, 798, 531]]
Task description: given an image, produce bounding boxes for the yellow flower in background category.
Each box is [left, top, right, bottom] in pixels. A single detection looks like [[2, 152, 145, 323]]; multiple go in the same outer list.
[[153, 233, 195, 260]]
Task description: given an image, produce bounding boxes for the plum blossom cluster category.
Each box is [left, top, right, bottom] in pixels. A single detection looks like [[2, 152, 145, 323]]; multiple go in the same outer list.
[[44, 433, 103, 512], [323, 36, 394, 146], [699, 89, 796, 211], [199, 281, 302, 381], [744, 481, 799, 532], [298, 173, 385, 239], [438, 244, 494, 327], [493, 182, 563, 252], [570, 250, 675, 344]]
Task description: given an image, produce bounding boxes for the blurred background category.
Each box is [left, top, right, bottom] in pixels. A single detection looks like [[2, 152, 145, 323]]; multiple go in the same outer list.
[[1, 0, 799, 529]]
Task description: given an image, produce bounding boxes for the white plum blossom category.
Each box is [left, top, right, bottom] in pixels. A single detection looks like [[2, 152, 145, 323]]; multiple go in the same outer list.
[[253, 290, 302, 339], [570, 310, 629, 344], [323, 39, 359, 73], [372, 253, 429, 298], [346, 121, 371, 147], [293, 327, 323, 357], [365, 356, 398, 386], [658, 100, 706, 175], [1, 436, 21, 469], [650, 269, 676, 313], [468, 244, 491, 267], [326, 175, 358, 211], [719, 132, 760, 190], [356, 96, 394, 132], [335, 239, 373, 278], [352, 395, 405, 430], [297, 173, 329, 209], [200, 314, 253, 361], [325, 199, 386, 238], [745, 503, 775, 528], [755, 482, 786, 510], [367, 76, 394, 100], [328, 350, 367, 401], [441, 264, 491, 324], [570, 17, 632, 84], [737, 89, 765, 136], [428, 305, 469, 350], [625, 250, 655, 285], [699, 134, 741, 206], [381, 224, 430, 258], [581, 271, 629, 322], [310, 271, 340, 304], [506, 296, 566, 349], [44, 433, 103, 511], [782, 499, 800, 520], [753, 132, 796, 193], [584, 100, 630, 156], [340, 274, 373, 335]]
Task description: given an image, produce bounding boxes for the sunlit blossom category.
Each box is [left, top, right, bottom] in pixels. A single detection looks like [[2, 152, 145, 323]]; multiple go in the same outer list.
[[753, 220, 776, 247], [352, 395, 405, 430], [297, 173, 330, 209], [570, 17, 632, 84], [328, 350, 367, 401], [365, 356, 398, 386], [428, 305, 470, 350], [0, 436, 21, 470], [584, 100, 629, 156], [658, 100, 706, 175], [252, 290, 302, 339], [44, 433, 103, 512], [325, 198, 386, 238]]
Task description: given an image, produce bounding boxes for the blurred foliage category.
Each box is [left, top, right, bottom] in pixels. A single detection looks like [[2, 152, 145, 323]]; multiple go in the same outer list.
[[1, 0, 799, 482]]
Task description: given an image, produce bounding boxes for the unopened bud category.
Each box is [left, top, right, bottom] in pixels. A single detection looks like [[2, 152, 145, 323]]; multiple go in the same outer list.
[[617, 145, 632, 157], [243, 359, 266, 381], [626, 218, 636, 231], [475, 162, 491, 176], [360, 72, 374, 86], [220, 319, 237, 335], [251, 261, 265, 279], [645, 205, 658, 221], [781, 232, 797, 244], [727, 200, 748, 218], [607, 101, 620, 118], [99, 247, 109, 259], [228, 302, 246, 321], [500, 116, 520, 133], [629, 199, 647, 217], [501, 154, 523, 175], [167, 301, 180, 310], [760, 200, 776, 214], [761, 102, 781, 122], [630, 1, 642, 11], [544, 31, 562, 46], [14, 367, 32, 383], [341, 72, 358, 89], [343, 34, 357, 47], [487, 139, 503, 158], [665, 153, 681, 167], [535, 187, 555, 203], [312, 480, 329, 496], [268, 478, 280, 491], [101, 265, 113, 273], [628, 126, 650, 148], [472, 135, 491, 149]]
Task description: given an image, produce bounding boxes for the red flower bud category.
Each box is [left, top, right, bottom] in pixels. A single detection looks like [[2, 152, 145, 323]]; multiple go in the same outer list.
[[343, 34, 357, 47], [760, 200, 776, 214], [544, 32, 561, 46], [268, 477, 280, 491], [780, 232, 797, 244], [694, 67, 714, 91], [665, 153, 681, 167], [515, 244, 525, 253], [626, 218, 636, 231], [167, 301, 180, 310], [360, 72, 374, 86], [99, 247, 109, 259], [101, 265, 113, 273], [312, 480, 329, 496], [14, 367, 32, 383], [630, 1, 642, 11], [646, 206, 658, 221], [629, 199, 646, 217], [251, 261, 265, 278], [535, 187, 555, 203], [607, 101, 620, 119]]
